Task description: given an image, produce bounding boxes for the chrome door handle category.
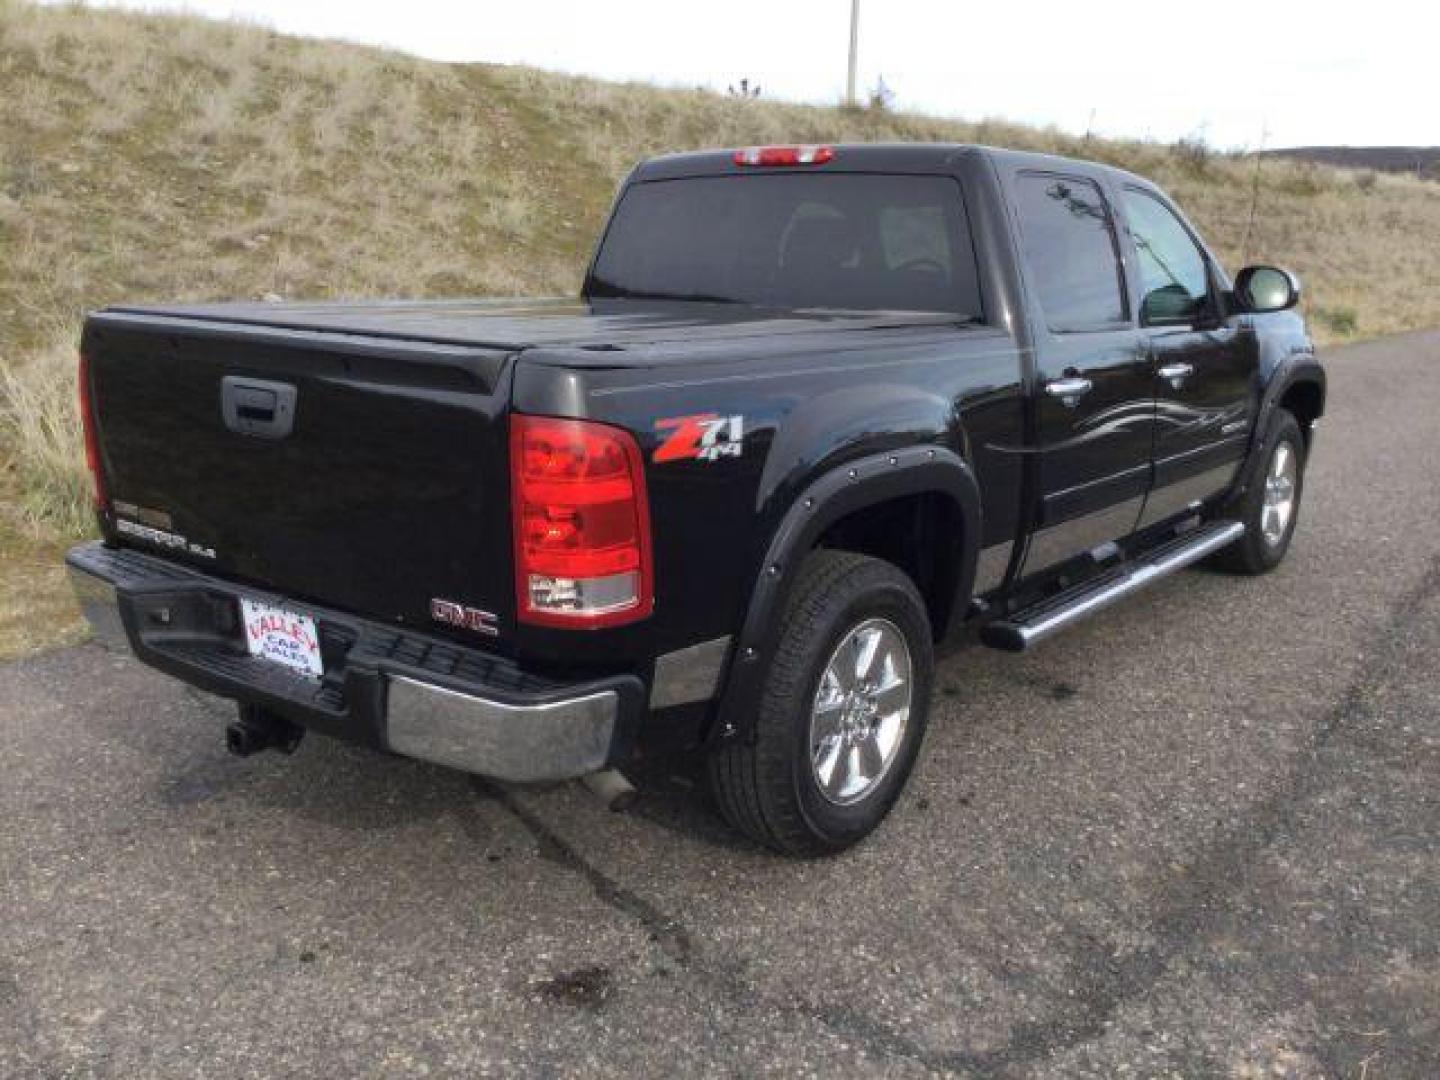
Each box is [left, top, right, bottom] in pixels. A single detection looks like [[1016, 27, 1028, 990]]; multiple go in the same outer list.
[[1045, 376, 1094, 407], [1158, 362, 1194, 388]]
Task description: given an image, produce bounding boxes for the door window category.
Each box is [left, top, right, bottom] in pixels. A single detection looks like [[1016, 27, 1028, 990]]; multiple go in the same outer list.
[[1014, 173, 1127, 332], [1122, 188, 1213, 325]]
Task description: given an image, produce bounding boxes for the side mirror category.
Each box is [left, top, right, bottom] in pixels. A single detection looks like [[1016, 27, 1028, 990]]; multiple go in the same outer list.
[[1234, 265, 1301, 314]]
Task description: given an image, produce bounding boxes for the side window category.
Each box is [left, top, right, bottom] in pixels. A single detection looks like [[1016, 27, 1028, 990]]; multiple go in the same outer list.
[[1014, 173, 1126, 332], [1121, 188, 1212, 326]]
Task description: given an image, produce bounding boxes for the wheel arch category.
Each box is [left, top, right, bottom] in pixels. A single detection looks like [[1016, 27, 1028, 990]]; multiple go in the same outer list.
[[1230, 358, 1326, 503], [814, 489, 969, 636], [1278, 376, 1325, 448], [711, 445, 981, 744]]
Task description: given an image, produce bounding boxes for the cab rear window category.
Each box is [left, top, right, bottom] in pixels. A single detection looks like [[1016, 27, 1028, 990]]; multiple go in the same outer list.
[[587, 174, 983, 318]]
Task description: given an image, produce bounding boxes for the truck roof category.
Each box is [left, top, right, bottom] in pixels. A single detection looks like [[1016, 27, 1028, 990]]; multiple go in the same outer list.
[[633, 142, 1155, 191]]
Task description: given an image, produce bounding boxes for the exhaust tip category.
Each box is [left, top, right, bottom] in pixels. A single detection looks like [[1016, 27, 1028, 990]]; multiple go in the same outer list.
[[580, 768, 638, 812]]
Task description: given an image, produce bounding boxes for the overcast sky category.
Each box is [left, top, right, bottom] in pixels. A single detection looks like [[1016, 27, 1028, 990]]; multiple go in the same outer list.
[[65, 0, 1433, 149]]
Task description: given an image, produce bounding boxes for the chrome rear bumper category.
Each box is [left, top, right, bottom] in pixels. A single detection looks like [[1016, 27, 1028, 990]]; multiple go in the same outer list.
[[386, 676, 616, 782], [66, 542, 636, 783]]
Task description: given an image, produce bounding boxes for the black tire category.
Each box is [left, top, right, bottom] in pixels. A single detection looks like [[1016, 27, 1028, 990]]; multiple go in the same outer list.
[[706, 550, 933, 856], [1210, 408, 1306, 574]]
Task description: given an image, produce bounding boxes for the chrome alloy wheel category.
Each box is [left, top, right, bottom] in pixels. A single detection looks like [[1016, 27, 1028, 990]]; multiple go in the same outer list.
[[1261, 439, 1298, 547], [809, 617, 913, 806]]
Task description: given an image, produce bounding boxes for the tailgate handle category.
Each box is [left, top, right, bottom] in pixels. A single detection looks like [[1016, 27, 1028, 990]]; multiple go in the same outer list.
[[221, 376, 296, 439]]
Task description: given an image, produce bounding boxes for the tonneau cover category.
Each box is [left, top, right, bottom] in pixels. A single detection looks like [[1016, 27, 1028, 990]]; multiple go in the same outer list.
[[104, 297, 963, 352]]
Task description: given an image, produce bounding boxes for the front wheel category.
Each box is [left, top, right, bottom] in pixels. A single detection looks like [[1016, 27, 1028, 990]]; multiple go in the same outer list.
[[1211, 408, 1307, 574], [706, 550, 933, 856]]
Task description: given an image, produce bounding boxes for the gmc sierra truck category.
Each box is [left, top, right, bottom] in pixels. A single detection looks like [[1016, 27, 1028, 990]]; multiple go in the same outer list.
[[68, 144, 1324, 855]]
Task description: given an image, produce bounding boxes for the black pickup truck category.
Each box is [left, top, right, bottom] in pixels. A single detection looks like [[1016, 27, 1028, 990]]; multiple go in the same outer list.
[[68, 143, 1324, 854]]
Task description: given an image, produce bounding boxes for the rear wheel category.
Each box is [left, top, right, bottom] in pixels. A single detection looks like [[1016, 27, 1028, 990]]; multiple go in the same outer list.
[[1211, 408, 1306, 574], [707, 550, 933, 856]]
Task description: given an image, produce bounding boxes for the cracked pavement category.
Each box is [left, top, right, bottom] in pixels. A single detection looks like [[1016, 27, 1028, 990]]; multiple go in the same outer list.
[[2, 331, 1437, 1078]]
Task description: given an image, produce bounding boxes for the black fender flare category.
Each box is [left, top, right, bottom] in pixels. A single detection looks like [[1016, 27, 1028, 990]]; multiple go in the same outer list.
[[1231, 353, 1326, 501], [711, 445, 982, 744]]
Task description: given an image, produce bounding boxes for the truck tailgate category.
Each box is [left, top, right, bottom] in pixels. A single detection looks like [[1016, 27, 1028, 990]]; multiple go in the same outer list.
[[83, 313, 515, 635]]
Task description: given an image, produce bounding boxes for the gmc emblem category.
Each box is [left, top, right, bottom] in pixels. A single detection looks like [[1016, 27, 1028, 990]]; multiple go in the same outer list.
[[430, 598, 499, 637]]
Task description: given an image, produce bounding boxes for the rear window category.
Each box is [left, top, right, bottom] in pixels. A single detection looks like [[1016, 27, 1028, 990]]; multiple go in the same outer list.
[[587, 174, 983, 317]]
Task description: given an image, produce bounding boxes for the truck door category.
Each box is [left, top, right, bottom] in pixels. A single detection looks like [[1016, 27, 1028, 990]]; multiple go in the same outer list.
[[1116, 185, 1260, 527], [1010, 171, 1153, 575]]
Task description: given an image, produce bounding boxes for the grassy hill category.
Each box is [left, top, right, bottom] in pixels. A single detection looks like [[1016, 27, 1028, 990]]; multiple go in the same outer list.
[[3, 0, 1439, 654]]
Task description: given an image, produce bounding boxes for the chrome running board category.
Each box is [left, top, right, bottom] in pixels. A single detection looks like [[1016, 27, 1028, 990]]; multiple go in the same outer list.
[[979, 521, 1245, 652]]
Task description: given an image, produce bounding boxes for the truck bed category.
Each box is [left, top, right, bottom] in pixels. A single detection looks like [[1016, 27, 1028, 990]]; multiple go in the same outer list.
[[83, 299, 981, 663]]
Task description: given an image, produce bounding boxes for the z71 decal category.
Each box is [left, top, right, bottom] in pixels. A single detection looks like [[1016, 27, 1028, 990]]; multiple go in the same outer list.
[[654, 413, 744, 463]]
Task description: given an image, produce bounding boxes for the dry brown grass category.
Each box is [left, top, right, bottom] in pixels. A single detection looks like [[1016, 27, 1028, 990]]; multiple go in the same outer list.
[[0, 337, 89, 534], [0, 505, 86, 659], [2, 0, 1439, 652]]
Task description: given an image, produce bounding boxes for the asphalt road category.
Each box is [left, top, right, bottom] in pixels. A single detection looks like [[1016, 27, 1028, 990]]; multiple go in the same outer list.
[[3, 332, 1437, 1079]]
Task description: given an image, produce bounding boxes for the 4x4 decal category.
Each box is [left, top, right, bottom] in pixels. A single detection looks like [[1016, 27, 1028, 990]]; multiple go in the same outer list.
[[654, 413, 744, 462]]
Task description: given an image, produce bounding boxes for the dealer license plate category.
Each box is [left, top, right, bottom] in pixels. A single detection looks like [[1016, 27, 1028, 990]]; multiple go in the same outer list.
[[240, 599, 323, 679]]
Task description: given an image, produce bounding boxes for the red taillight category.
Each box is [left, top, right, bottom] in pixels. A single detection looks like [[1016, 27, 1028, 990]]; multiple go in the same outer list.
[[510, 414, 653, 628], [77, 352, 107, 511], [732, 144, 835, 167]]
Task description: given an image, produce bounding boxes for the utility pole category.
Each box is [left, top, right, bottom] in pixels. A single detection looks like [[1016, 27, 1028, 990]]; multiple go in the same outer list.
[[846, 0, 860, 106]]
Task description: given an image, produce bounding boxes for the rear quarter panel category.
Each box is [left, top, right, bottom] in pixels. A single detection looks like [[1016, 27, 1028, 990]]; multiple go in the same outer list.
[[511, 325, 1026, 666]]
